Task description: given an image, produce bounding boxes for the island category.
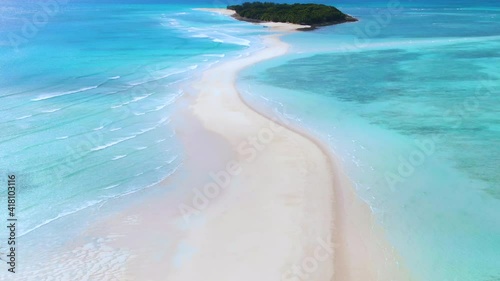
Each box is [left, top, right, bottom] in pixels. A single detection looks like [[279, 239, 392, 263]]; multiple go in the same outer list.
[[227, 2, 358, 30]]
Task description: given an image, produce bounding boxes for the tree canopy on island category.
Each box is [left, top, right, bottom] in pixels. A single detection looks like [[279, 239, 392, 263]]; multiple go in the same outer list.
[[227, 2, 357, 26]]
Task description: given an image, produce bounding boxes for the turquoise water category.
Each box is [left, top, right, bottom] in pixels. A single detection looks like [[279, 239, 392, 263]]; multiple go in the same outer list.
[[1, 0, 499, 280], [239, 2, 500, 280], [0, 1, 267, 272]]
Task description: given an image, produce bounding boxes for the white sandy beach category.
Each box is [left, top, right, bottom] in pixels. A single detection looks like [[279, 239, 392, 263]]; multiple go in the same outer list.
[[69, 35, 334, 281], [86, 34, 409, 280], [168, 36, 335, 281], [180, 32, 411, 280], [26, 10, 411, 281]]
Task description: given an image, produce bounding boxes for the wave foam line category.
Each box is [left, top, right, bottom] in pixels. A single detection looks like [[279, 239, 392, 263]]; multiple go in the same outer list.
[[41, 108, 62, 113], [90, 135, 136, 151], [31, 86, 98, 101], [112, 155, 127, 161], [100, 162, 183, 201], [149, 90, 185, 112], [20, 161, 183, 238], [103, 184, 120, 190], [203, 54, 225, 58], [166, 155, 179, 164], [187, 27, 251, 46], [19, 199, 106, 237], [110, 93, 153, 109], [16, 115, 32, 120], [133, 117, 171, 135], [127, 66, 197, 87]]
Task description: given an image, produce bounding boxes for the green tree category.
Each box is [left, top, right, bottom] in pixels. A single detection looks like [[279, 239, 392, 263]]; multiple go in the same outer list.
[[228, 2, 357, 26]]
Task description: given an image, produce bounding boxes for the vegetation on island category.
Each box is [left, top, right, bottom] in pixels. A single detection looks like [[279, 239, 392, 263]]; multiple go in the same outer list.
[[227, 2, 357, 27]]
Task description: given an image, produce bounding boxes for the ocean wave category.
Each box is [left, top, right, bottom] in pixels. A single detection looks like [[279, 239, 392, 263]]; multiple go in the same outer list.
[[189, 28, 251, 46], [41, 108, 62, 113], [56, 136, 69, 140], [110, 120, 169, 143], [132, 92, 153, 102], [110, 127, 122, 132], [166, 89, 184, 102], [31, 86, 98, 101], [103, 184, 120, 190], [134, 126, 156, 135], [112, 155, 127, 160], [192, 33, 209, 38], [162, 17, 181, 27], [162, 15, 251, 46], [152, 103, 169, 111], [19, 199, 106, 237], [166, 155, 179, 164], [129, 118, 170, 138], [21, 162, 183, 237], [16, 114, 32, 120], [149, 92, 183, 112], [203, 54, 225, 58], [110, 93, 153, 109], [127, 66, 198, 88], [135, 146, 148, 150], [156, 117, 170, 126], [93, 125, 105, 131], [101, 162, 182, 200], [204, 60, 221, 69], [90, 135, 136, 151]]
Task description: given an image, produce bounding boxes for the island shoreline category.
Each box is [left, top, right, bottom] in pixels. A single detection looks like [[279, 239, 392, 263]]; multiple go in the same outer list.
[[231, 13, 359, 31], [194, 8, 358, 31]]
